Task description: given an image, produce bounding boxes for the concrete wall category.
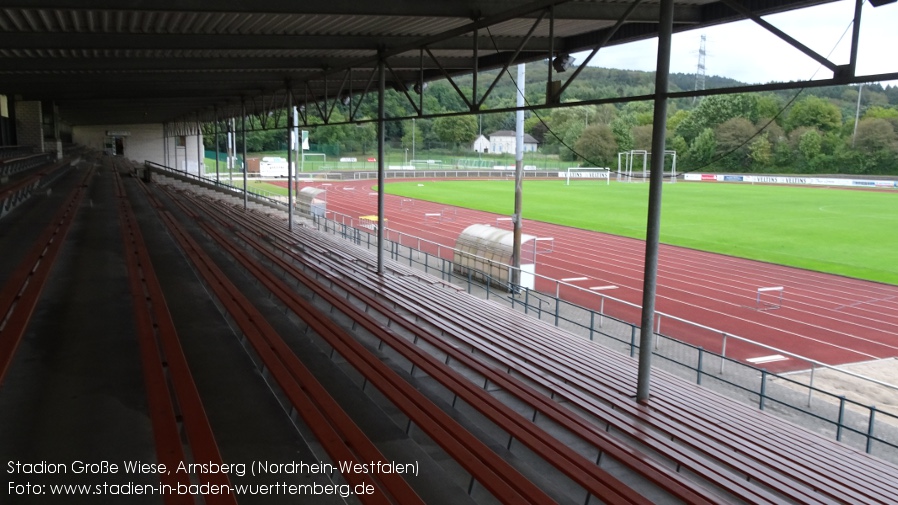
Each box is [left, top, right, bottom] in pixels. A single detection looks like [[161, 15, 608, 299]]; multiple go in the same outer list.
[[73, 124, 205, 172], [15, 101, 43, 152], [163, 134, 204, 175]]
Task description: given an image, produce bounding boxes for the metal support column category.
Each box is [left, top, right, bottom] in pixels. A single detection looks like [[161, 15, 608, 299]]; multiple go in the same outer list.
[[163, 123, 168, 168], [377, 58, 386, 275], [287, 87, 295, 232], [848, 0, 863, 78], [512, 63, 525, 289], [228, 118, 235, 185], [636, 0, 674, 403], [196, 113, 202, 177], [241, 100, 248, 209], [214, 107, 220, 183], [182, 125, 188, 173]]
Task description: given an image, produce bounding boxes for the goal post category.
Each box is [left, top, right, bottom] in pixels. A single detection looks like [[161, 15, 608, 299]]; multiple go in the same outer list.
[[564, 167, 610, 186], [617, 150, 676, 182]]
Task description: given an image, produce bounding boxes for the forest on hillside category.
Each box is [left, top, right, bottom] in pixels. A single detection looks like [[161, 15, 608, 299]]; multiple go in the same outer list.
[[210, 64, 898, 175]]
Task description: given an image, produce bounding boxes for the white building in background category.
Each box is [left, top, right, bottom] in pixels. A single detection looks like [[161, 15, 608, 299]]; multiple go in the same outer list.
[[472, 134, 490, 153], [487, 130, 539, 155]]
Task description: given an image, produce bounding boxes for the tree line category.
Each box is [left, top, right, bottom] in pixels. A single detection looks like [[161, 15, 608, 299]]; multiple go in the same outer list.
[[207, 65, 898, 175]]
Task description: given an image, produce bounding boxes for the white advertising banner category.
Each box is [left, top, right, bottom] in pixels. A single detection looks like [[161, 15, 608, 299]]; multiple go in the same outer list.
[[684, 173, 897, 189]]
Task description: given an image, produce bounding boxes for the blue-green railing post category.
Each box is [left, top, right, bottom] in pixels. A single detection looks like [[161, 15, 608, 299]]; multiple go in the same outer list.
[[759, 369, 768, 410], [589, 311, 595, 341], [867, 406, 877, 454], [837, 396, 846, 441], [697, 347, 704, 385]]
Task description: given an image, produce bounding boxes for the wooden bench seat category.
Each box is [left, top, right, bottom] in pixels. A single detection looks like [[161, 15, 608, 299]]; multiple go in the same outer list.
[[192, 201, 790, 504], [372, 266, 898, 504], [273, 216, 898, 505], [160, 186, 564, 505], [175, 186, 898, 505], [145, 184, 426, 505]]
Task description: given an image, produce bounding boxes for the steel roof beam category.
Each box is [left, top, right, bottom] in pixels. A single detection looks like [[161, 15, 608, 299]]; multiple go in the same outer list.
[[3, 56, 473, 72], [553, 0, 646, 102], [0, 1, 697, 22], [717, 0, 839, 72], [0, 33, 558, 52]]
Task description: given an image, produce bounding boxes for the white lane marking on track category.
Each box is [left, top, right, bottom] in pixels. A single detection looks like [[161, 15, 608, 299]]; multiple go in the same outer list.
[[746, 354, 789, 364], [835, 296, 897, 311]]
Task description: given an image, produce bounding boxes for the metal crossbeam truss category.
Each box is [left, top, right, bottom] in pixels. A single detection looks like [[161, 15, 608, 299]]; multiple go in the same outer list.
[[0, 0, 893, 129]]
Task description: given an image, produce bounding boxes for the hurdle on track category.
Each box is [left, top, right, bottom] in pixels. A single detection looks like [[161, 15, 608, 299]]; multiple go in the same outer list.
[[400, 198, 415, 210], [756, 286, 784, 310], [423, 208, 457, 223]]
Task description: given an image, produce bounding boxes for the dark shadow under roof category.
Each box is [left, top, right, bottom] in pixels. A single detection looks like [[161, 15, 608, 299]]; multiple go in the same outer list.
[[0, 0, 882, 126]]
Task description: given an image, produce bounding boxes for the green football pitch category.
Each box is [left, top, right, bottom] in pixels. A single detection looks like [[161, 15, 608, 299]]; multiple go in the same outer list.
[[381, 179, 898, 286]]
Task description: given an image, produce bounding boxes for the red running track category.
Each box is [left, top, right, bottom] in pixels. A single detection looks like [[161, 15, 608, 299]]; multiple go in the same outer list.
[[278, 179, 898, 373]]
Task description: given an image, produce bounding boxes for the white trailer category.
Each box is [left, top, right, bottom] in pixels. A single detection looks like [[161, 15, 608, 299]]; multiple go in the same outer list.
[[259, 156, 292, 177]]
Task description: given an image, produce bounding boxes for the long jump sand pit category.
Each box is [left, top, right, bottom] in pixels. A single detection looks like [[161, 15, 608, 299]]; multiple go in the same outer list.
[[784, 358, 898, 422]]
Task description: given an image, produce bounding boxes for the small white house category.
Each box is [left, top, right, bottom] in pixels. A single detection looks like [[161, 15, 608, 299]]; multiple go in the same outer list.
[[487, 130, 539, 155], [472, 134, 490, 153]]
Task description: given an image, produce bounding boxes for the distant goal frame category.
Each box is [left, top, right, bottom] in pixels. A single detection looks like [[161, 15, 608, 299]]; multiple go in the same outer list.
[[617, 150, 677, 183]]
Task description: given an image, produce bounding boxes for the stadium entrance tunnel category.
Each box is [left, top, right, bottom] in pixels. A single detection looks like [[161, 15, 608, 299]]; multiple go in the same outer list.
[[453, 224, 536, 290]]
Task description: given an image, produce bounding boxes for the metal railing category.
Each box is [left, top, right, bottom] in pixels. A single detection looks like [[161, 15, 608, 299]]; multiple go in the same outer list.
[[156, 165, 898, 463], [352, 169, 563, 180], [311, 213, 898, 463], [145, 161, 284, 207]]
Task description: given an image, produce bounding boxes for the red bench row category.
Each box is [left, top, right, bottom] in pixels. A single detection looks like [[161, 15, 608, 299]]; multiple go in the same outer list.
[[173, 186, 718, 504], [245, 193, 898, 505], [156, 175, 898, 505], [0, 166, 93, 386], [142, 179, 426, 505], [157, 182, 569, 504], [114, 165, 236, 505]]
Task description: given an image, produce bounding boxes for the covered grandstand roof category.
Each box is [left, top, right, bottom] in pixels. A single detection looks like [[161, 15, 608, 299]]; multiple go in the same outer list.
[[0, 0, 889, 126]]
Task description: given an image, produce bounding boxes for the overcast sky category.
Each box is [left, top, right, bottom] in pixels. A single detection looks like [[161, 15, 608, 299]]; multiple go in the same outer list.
[[583, 0, 897, 86]]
